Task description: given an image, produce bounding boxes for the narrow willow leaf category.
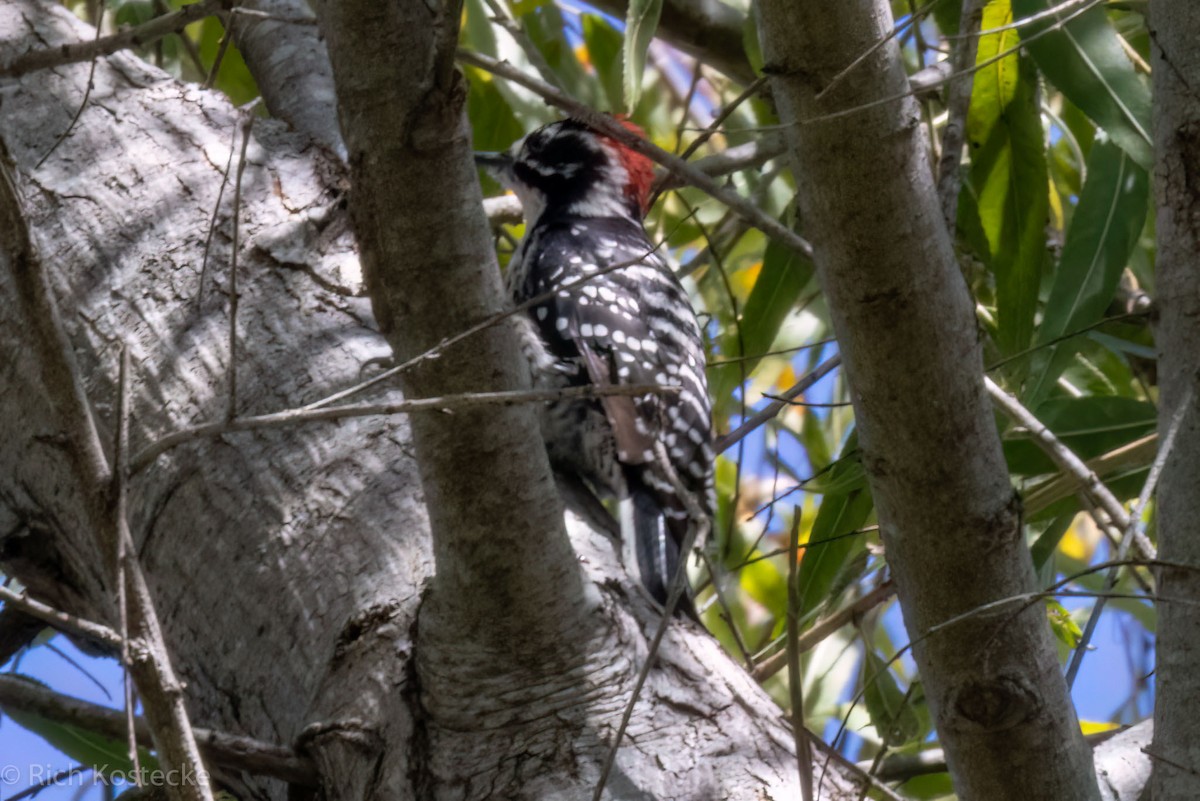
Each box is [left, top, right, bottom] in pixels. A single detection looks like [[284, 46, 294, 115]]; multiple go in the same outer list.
[[794, 450, 872, 626], [623, 0, 663, 111], [1046, 599, 1083, 648], [862, 651, 921, 747], [1003, 395, 1156, 475], [582, 15, 624, 111], [968, 2, 1047, 356], [521, 3, 597, 106], [1031, 514, 1074, 574], [1025, 140, 1148, 406], [710, 233, 814, 406], [1012, 0, 1152, 169], [2, 677, 158, 776]]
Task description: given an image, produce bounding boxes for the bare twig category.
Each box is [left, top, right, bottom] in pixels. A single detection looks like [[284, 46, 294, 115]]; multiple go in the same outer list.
[[153, 0, 208, 77], [1, 0, 225, 78], [1023, 433, 1157, 515], [715, 355, 841, 452], [787, 510, 814, 801], [0, 676, 318, 787], [114, 347, 142, 783], [227, 111, 254, 421], [203, 10, 237, 89], [751, 580, 895, 682], [197, 119, 239, 307], [133, 383, 678, 472], [1064, 381, 1195, 687], [0, 586, 122, 651], [944, 0, 1104, 40], [984, 377, 1155, 561], [936, 0, 986, 232], [457, 50, 814, 258], [34, 1, 107, 169]]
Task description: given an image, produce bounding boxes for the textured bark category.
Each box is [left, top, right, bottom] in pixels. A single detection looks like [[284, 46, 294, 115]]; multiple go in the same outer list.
[[0, 4, 860, 799], [756, 2, 1100, 799], [231, 0, 344, 157], [1148, 1, 1200, 798]]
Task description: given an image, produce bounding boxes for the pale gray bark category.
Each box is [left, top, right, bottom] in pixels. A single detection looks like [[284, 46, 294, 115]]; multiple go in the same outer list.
[[756, 2, 1100, 799], [1095, 721, 1152, 801], [1148, 1, 1200, 798], [0, 4, 860, 799], [231, 0, 344, 157]]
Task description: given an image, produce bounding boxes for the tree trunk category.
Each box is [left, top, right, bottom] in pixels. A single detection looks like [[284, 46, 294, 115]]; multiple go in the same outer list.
[[0, 3, 860, 798], [1148, 0, 1200, 797], [755, 1, 1100, 799]]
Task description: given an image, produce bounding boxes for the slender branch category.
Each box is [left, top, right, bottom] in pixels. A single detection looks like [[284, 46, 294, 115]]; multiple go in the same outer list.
[[936, 0, 986, 232], [226, 111, 254, 421], [786, 510, 814, 801], [715, 355, 841, 453], [984, 377, 1156, 561], [0, 586, 123, 651], [114, 347, 142, 783], [1023, 433, 1157, 515], [0, 676, 318, 787], [0, 0, 226, 78], [457, 50, 814, 259], [133, 383, 678, 472], [1064, 381, 1195, 687], [751, 580, 896, 682]]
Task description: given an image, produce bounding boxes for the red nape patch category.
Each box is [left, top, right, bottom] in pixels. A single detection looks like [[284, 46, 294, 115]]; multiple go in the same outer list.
[[604, 117, 655, 217]]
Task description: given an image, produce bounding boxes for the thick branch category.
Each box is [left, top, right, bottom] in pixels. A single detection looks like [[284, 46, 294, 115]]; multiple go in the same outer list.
[[0, 0, 226, 78], [313, 0, 594, 656], [0, 676, 318, 787], [755, 1, 1099, 798], [1, 124, 212, 801], [231, 0, 344, 155], [1148, 1, 1200, 797]]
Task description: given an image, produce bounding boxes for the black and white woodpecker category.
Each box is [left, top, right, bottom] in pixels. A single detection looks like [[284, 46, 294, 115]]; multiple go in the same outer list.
[[476, 118, 714, 617]]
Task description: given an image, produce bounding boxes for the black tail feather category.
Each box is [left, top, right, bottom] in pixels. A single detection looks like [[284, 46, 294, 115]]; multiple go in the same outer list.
[[631, 486, 698, 620]]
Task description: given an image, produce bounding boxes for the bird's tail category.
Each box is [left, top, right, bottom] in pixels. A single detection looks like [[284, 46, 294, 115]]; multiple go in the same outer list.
[[622, 485, 698, 620]]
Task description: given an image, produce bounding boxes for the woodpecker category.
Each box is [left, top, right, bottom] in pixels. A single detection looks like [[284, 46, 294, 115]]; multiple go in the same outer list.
[[477, 118, 713, 617]]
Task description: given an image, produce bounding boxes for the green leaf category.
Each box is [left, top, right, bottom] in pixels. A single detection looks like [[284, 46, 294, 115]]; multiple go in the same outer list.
[[794, 455, 873, 626], [1030, 513, 1074, 572], [195, 18, 259, 106], [709, 232, 814, 406], [1003, 395, 1156, 475], [2, 677, 158, 777], [1046, 598, 1083, 648], [1024, 140, 1148, 406], [1012, 0, 1153, 169], [521, 4, 596, 105], [968, 1, 1048, 357], [623, 0, 663, 111], [932, 0, 962, 35], [861, 651, 920, 747], [742, 3, 765, 75], [582, 15, 625, 112]]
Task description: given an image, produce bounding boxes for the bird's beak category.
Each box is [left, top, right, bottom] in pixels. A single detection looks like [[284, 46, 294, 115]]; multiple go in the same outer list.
[[474, 151, 513, 176]]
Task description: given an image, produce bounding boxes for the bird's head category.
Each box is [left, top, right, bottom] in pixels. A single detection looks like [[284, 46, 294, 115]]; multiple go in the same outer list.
[[476, 118, 655, 226]]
